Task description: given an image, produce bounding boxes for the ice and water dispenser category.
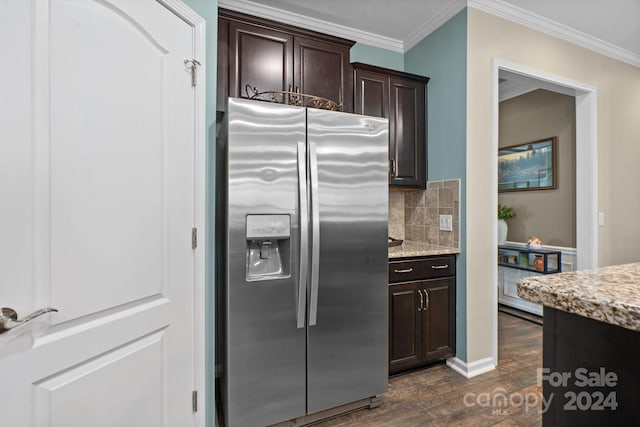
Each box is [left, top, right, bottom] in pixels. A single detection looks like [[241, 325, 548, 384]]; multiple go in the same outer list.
[[245, 214, 291, 280]]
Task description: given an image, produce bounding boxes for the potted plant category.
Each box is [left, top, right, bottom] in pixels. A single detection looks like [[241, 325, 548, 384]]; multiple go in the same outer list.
[[497, 204, 515, 245]]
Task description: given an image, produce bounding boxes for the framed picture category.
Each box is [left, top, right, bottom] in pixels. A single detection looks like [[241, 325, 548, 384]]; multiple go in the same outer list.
[[498, 137, 557, 192]]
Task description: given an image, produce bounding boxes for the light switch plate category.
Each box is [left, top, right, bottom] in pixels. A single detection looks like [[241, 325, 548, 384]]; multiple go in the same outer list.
[[439, 214, 453, 232]]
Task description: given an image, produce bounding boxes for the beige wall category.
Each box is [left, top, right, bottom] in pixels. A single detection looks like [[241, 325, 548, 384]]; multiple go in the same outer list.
[[466, 8, 640, 362], [499, 89, 576, 247]]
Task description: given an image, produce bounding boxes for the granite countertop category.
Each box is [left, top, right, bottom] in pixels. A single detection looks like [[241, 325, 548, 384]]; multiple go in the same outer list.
[[517, 263, 640, 332], [388, 240, 459, 259]]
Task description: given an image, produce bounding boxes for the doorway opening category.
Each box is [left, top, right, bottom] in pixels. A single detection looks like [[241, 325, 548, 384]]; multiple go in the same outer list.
[[491, 59, 598, 365]]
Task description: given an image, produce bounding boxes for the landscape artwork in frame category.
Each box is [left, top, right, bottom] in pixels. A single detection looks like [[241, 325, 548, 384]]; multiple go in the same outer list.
[[498, 137, 557, 192]]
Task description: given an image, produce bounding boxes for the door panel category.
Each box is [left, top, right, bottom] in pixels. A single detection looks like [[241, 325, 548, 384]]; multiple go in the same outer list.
[[34, 332, 165, 427], [295, 37, 352, 112], [389, 282, 422, 373], [0, 1, 198, 425], [50, 0, 174, 321], [354, 69, 389, 118], [228, 21, 293, 104], [389, 77, 425, 187], [306, 109, 388, 413], [225, 98, 307, 427], [423, 278, 455, 361]]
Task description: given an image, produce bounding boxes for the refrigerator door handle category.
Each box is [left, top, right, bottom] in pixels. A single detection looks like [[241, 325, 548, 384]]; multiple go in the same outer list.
[[296, 142, 309, 329], [308, 141, 320, 326]]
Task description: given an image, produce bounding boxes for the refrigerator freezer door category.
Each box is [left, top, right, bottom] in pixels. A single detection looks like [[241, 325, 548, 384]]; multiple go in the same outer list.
[[225, 98, 307, 427], [306, 109, 389, 414]]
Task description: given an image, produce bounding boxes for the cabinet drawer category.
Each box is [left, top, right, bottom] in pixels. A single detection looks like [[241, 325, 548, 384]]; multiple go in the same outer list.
[[389, 256, 455, 283]]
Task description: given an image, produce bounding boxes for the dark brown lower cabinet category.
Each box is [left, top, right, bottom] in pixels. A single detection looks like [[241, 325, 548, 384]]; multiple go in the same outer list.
[[389, 256, 456, 375]]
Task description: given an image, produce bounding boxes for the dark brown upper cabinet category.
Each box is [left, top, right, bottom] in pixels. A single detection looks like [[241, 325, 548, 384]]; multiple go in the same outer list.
[[353, 63, 429, 189], [218, 9, 354, 113]]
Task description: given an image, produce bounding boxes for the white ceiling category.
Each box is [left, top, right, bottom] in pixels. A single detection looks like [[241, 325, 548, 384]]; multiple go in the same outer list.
[[219, 0, 640, 67]]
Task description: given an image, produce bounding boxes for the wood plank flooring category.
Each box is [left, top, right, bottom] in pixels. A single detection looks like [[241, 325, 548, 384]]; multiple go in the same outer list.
[[313, 312, 543, 427]]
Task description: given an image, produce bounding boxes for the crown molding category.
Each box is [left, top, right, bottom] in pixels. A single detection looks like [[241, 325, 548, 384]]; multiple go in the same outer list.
[[469, 0, 640, 68], [218, 0, 403, 52], [219, 0, 640, 66], [404, 0, 467, 51]]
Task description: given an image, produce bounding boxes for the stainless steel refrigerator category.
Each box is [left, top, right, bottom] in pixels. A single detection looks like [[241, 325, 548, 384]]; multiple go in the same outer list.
[[222, 97, 388, 427]]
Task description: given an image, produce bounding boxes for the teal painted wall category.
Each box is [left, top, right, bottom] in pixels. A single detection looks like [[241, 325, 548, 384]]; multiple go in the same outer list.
[[182, 1, 217, 426], [351, 43, 404, 71], [405, 9, 468, 361]]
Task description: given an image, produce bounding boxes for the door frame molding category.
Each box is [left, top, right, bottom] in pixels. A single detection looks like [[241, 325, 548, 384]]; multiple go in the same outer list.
[[158, 1, 206, 424], [491, 58, 598, 367]]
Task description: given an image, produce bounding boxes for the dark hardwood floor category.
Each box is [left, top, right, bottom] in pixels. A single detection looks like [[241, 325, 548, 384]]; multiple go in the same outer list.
[[314, 312, 543, 427]]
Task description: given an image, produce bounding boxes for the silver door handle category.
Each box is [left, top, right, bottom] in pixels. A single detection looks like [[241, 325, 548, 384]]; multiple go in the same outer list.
[[394, 268, 413, 274], [424, 290, 429, 310], [431, 264, 449, 270], [390, 159, 396, 177], [0, 306, 58, 335], [417, 290, 423, 312], [296, 142, 308, 329], [308, 141, 320, 326]]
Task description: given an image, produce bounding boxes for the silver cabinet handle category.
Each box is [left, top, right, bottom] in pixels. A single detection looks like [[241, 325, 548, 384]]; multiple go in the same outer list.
[[424, 290, 429, 310], [308, 141, 320, 326], [0, 306, 58, 335], [417, 290, 423, 312], [394, 267, 414, 274], [390, 159, 396, 177], [296, 142, 308, 329], [431, 264, 449, 270]]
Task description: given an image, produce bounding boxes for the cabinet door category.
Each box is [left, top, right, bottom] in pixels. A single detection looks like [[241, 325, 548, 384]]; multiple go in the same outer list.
[[226, 20, 294, 109], [295, 37, 353, 112], [354, 68, 388, 118], [422, 278, 455, 362], [389, 282, 423, 374], [389, 77, 426, 188]]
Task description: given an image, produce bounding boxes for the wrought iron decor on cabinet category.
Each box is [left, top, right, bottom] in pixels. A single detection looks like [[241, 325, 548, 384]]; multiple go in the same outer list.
[[245, 84, 341, 111]]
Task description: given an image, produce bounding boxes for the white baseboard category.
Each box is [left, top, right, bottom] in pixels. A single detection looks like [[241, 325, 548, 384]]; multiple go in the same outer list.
[[446, 356, 495, 378]]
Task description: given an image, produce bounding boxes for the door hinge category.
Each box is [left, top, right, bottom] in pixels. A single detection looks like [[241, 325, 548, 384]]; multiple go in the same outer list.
[[192, 390, 198, 412], [192, 227, 197, 250], [184, 59, 201, 87]]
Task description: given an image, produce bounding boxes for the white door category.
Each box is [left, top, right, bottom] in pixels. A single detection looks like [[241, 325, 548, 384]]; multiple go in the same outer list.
[[0, 0, 204, 425]]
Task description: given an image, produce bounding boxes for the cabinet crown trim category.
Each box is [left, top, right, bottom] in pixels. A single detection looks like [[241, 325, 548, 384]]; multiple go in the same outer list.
[[352, 62, 430, 83], [219, 8, 355, 47]]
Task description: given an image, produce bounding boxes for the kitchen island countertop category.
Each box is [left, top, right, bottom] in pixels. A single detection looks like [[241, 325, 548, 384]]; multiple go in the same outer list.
[[517, 262, 640, 332], [518, 262, 640, 425], [388, 240, 459, 259]]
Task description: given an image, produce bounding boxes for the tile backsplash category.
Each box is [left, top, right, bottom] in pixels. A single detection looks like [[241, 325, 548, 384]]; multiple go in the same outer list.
[[389, 192, 405, 240], [389, 179, 460, 248]]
